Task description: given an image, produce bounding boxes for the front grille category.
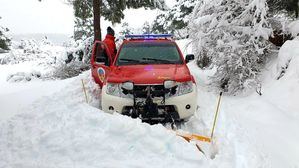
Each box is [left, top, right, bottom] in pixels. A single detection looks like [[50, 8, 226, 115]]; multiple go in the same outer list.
[[120, 84, 180, 122], [123, 84, 177, 98], [134, 85, 163, 98], [122, 105, 179, 120]]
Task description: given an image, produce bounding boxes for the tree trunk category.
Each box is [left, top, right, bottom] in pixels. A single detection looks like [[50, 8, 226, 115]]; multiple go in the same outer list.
[[93, 0, 101, 41]]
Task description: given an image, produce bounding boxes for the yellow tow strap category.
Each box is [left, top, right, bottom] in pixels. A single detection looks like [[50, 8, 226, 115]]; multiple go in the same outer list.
[[176, 92, 223, 144], [176, 132, 211, 142]]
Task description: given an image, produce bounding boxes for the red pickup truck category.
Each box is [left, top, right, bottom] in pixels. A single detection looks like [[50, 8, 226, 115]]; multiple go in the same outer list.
[[91, 34, 197, 123]]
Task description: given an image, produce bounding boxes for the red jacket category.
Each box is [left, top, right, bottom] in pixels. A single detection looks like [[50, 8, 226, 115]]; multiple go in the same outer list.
[[103, 34, 116, 61]]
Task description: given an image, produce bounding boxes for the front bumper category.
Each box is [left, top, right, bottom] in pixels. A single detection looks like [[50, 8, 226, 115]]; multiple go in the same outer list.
[[101, 84, 197, 120]]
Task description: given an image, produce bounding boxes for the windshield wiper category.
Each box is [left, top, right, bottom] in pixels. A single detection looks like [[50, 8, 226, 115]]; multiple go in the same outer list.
[[119, 58, 141, 63], [142, 57, 173, 63]]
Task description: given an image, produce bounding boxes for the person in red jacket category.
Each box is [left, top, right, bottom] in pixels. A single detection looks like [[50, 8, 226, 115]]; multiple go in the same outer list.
[[103, 26, 117, 61]]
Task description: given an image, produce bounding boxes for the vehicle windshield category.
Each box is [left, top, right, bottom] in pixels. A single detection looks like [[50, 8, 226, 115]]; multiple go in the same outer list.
[[116, 42, 183, 66]]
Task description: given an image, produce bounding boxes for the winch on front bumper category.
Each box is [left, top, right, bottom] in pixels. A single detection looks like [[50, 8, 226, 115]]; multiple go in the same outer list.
[[101, 82, 197, 122]]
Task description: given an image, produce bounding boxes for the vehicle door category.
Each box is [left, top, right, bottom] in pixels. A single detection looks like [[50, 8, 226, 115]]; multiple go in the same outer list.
[[91, 41, 112, 88]]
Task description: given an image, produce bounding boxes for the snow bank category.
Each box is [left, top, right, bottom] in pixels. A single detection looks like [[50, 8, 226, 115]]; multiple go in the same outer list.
[[276, 38, 299, 80], [268, 38, 299, 119], [0, 105, 205, 167], [0, 73, 207, 168], [288, 20, 299, 37], [239, 38, 299, 167], [0, 39, 64, 66], [0, 62, 71, 121], [6, 70, 41, 82]]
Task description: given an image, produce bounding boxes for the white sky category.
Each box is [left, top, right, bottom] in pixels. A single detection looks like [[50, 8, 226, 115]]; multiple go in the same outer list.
[[0, 0, 74, 35], [0, 0, 175, 35]]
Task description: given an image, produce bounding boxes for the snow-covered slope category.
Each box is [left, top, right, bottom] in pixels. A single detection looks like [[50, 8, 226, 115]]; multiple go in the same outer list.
[[187, 38, 299, 168], [0, 38, 298, 167], [199, 39, 299, 168]]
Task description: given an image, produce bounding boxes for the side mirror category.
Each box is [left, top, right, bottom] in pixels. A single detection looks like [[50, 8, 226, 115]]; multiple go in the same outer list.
[[185, 54, 195, 63]]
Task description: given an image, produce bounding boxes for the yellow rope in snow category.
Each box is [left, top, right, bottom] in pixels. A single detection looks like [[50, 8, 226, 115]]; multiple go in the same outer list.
[[81, 79, 88, 103], [210, 92, 223, 140]]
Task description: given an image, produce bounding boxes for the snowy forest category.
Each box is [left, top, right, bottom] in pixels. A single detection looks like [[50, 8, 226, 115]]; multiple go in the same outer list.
[[2, 0, 298, 93], [0, 0, 299, 167]]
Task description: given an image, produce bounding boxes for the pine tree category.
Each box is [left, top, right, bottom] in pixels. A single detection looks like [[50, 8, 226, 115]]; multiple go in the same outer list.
[[190, 0, 272, 94], [93, 0, 167, 40], [152, 13, 169, 34], [119, 22, 133, 36], [142, 21, 151, 34], [63, 0, 167, 40], [73, 0, 93, 40], [152, 0, 197, 37]]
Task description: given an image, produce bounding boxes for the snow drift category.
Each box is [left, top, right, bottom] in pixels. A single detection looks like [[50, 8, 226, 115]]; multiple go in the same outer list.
[[0, 73, 207, 168], [276, 37, 299, 81]]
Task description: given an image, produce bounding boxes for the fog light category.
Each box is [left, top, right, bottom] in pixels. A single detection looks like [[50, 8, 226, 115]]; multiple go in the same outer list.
[[185, 104, 191, 109], [109, 106, 114, 111]]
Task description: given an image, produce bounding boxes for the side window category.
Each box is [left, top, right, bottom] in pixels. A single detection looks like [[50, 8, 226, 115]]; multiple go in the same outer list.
[[95, 43, 110, 66]]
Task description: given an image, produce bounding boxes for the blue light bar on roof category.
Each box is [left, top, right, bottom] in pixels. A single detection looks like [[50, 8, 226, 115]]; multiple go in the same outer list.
[[125, 34, 173, 39]]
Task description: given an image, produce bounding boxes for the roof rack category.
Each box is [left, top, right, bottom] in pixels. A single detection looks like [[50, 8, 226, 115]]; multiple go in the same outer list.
[[124, 34, 173, 40]]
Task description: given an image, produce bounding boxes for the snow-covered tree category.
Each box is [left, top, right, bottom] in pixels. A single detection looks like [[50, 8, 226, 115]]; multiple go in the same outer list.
[[142, 21, 151, 34], [152, 14, 169, 34], [73, 0, 93, 41], [119, 22, 133, 36], [267, 0, 299, 18], [190, 0, 272, 94], [152, 0, 197, 38], [0, 17, 11, 51], [65, 0, 167, 40]]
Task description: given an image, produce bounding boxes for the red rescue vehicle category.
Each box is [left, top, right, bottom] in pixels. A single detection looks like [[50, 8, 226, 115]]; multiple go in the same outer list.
[[91, 34, 197, 123]]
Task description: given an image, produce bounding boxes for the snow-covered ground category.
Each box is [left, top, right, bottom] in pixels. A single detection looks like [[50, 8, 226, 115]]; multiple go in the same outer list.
[[0, 38, 299, 167]]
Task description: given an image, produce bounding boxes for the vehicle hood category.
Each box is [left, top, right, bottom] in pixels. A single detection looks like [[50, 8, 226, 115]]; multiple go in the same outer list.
[[107, 64, 192, 84]]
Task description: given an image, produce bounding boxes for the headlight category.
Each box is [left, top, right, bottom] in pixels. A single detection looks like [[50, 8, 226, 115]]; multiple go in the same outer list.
[[106, 83, 133, 98], [167, 81, 193, 97], [106, 83, 121, 97], [177, 81, 193, 95]]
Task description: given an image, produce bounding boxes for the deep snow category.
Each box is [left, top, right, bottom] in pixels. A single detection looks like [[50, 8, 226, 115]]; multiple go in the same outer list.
[[0, 73, 207, 168], [0, 38, 299, 167]]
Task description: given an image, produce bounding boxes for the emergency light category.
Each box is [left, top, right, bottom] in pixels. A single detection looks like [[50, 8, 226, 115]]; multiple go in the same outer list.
[[125, 34, 173, 40]]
